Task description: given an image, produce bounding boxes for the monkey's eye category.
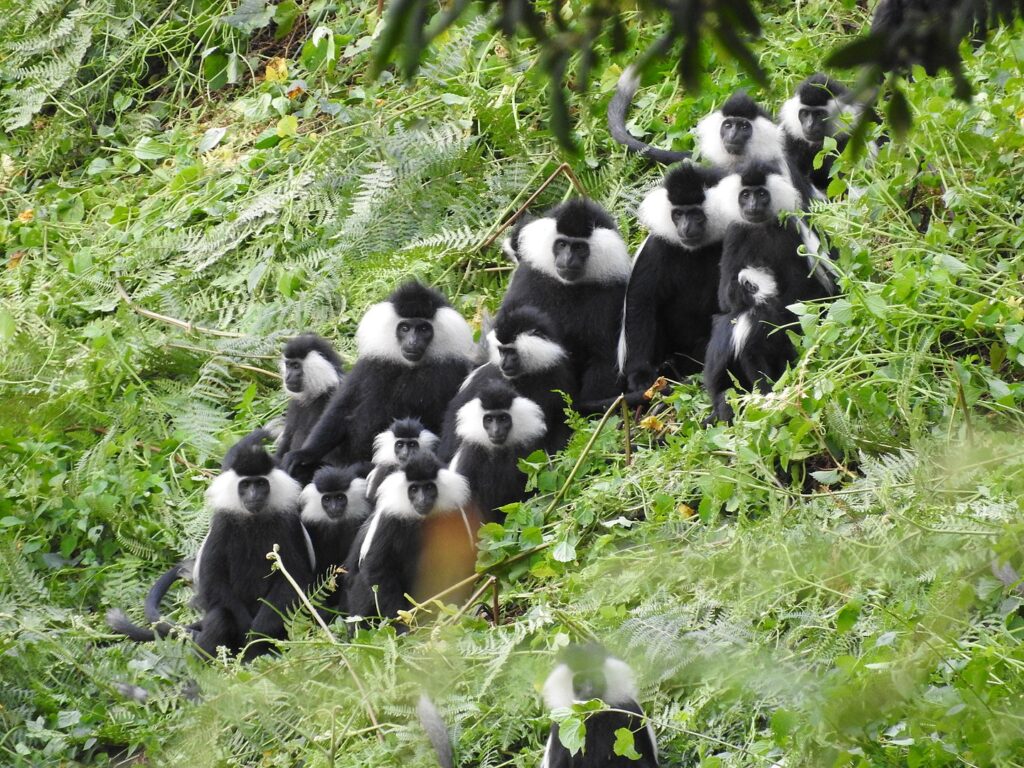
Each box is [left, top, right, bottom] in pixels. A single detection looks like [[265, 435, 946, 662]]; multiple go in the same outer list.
[[738, 121, 751, 132], [416, 322, 432, 334], [755, 188, 770, 200], [670, 208, 684, 223], [554, 238, 567, 249], [739, 189, 751, 200], [397, 322, 411, 333]]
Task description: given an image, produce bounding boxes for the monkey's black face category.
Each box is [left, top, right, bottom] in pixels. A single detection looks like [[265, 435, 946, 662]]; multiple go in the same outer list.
[[482, 411, 512, 446], [798, 107, 831, 143], [395, 319, 434, 363], [284, 357, 304, 394], [498, 344, 521, 378], [552, 236, 590, 282], [407, 480, 438, 516], [720, 117, 753, 155], [739, 186, 772, 224], [238, 476, 271, 513], [670, 205, 708, 247], [320, 491, 349, 519], [393, 438, 419, 465]]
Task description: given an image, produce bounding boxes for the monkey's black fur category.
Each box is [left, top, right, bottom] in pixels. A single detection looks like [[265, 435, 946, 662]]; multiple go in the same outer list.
[[283, 282, 472, 477], [277, 335, 345, 481], [345, 452, 469, 628], [501, 199, 631, 403], [301, 463, 372, 612], [620, 162, 728, 392], [444, 379, 547, 524]]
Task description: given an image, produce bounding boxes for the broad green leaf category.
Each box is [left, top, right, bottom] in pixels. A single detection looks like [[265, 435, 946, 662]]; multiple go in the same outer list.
[[198, 127, 227, 153], [133, 137, 171, 161], [613, 728, 642, 759], [836, 600, 862, 634], [557, 716, 586, 755], [276, 115, 299, 138]]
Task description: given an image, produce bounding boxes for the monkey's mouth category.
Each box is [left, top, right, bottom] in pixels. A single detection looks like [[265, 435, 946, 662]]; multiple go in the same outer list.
[[401, 348, 427, 362], [555, 266, 584, 282], [723, 140, 747, 155]]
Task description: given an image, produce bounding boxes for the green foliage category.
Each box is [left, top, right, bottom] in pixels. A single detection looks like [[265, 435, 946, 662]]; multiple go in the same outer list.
[[0, 0, 1023, 766]]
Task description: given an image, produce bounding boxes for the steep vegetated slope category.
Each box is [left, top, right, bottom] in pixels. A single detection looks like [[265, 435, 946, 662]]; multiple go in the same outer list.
[[1, 1, 1023, 765]]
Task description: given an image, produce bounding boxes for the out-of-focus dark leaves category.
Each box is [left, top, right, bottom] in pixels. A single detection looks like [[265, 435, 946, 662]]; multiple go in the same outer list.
[[825, 35, 887, 69], [368, 0, 1023, 150], [886, 85, 911, 140]]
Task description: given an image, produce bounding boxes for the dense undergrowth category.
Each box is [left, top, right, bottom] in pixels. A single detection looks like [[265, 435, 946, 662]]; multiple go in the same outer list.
[[1, 0, 1023, 765]]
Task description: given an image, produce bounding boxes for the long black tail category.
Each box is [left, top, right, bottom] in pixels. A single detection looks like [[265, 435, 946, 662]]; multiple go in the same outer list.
[[106, 608, 175, 642], [144, 559, 192, 624], [607, 65, 691, 165], [417, 695, 454, 768]]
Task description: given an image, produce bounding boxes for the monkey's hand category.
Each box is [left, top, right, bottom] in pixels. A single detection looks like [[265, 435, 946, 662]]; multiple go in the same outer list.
[[282, 449, 318, 477], [626, 368, 657, 395]]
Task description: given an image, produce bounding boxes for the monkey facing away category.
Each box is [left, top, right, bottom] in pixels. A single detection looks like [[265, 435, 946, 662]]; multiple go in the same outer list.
[[501, 199, 631, 403], [283, 282, 474, 477], [541, 644, 659, 768]]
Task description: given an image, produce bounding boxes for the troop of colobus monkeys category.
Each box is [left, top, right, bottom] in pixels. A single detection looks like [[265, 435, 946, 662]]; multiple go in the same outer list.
[[105, 71, 860, 765]]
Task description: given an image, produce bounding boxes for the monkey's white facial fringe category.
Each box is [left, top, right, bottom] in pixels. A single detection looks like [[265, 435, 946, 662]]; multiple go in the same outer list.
[[371, 427, 439, 464], [638, 187, 683, 246], [508, 397, 547, 446], [514, 333, 568, 374], [704, 174, 744, 228], [738, 267, 779, 303], [602, 657, 641, 705], [455, 398, 491, 447], [542, 663, 576, 709], [430, 306, 476, 362], [299, 482, 328, 523], [696, 112, 784, 168], [765, 174, 801, 216], [747, 116, 785, 164], [206, 468, 300, 514], [296, 351, 340, 400], [516, 218, 630, 286], [357, 301, 409, 364], [587, 227, 632, 284], [695, 111, 729, 165], [517, 217, 563, 282]]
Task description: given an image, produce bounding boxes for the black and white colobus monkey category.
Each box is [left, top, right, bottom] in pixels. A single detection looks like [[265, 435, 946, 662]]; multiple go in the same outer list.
[[365, 417, 439, 503], [713, 160, 837, 305], [444, 305, 576, 455], [300, 463, 372, 610], [108, 431, 314, 660], [444, 379, 547, 524], [695, 90, 785, 170], [702, 162, 835, 423], [779, 74, 856, 198], [283, 282, 474, 477], [619, 162, 728, 392], [501, 199, 631, 403], [276, 334, 346, 479], [345, 452, 472, 627], [541, 644, 659, 768]]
